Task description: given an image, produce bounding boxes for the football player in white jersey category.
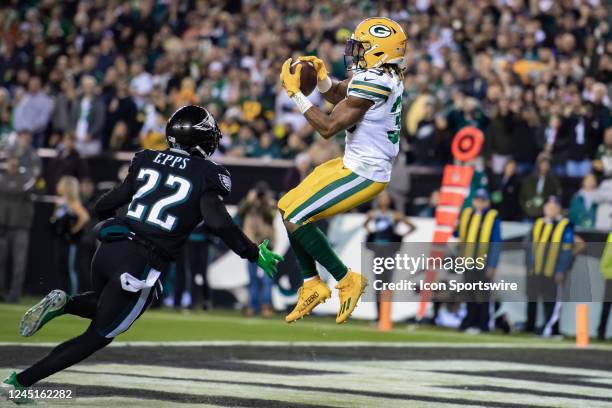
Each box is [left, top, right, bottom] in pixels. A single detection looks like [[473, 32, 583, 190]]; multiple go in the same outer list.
[[278, 17, 406, 324]]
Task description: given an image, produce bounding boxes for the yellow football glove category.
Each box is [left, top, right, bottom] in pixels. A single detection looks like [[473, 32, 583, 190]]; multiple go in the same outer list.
[[297, 56, 329, 81], [280, 58, 301, 97]]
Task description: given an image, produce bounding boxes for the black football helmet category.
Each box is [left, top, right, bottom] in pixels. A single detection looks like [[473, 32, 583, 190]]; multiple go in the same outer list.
[[165, 105, 222, 158]]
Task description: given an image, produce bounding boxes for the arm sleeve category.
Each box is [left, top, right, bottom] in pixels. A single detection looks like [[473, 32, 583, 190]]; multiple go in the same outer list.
[[94, 180, 134, 220], [200, 193, 259, 263], [94, 154, 140, 219]]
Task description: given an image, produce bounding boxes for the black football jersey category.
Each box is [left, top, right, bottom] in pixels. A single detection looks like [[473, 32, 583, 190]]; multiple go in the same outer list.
[[95, 149, 232, 258]]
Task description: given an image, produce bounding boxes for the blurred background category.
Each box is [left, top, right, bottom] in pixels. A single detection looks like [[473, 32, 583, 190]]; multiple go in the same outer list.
[[0, 0, 611, 337]]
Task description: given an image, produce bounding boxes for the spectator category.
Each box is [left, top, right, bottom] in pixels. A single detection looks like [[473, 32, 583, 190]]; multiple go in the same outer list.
[[129, 61, 153, 109], [237, 182, 277, 317], [308, 136, 342, 166], [563, 104, 592, 178], [412, 99, 439, 165], [0, 155, 35, 302], [72, 75, 106, 157], [45, 133, 90, 195], [12, 76, 53, 147], [520, 153, 561, 221], [10, 130, 42, 182], [282, 133, 308, 160], [418, 189, 440, 218], [593, 127, 612, 179], [51, 77, 78, 139], [364, 191, 416, 244], [139, 86, 170, 151], [446, 95, 487, 135], [568, 173, 599, 229], [586, 83, 611, 157], [593, 178, 612, 231], [512, 107, 544, 175], [486, 99, 513, 175], [0, 87, 13, 142], [104, 80, 137, 150], [49, 176, 90, 294], [491, 159, 521, 221], [229, 125, 258, 157], [252, 132, 281, 159]]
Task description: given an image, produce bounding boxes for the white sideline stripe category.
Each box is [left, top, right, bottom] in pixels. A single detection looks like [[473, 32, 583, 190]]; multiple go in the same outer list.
[[3, 341, 612, 350], [288, 176, 368, 223]]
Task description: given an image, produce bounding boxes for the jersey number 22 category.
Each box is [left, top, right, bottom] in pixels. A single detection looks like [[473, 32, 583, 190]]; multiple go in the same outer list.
[[126, 168, 192, 231]]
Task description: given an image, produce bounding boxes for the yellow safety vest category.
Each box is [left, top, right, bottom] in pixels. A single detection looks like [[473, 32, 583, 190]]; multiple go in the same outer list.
[[458, 207, 499, 260], [601, 232, 612, 280], [531, 217, 571, 277]]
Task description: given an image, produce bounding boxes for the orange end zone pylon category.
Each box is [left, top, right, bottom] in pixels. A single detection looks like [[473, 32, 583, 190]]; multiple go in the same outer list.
[[378, 290, 393, 331], [576, 304, 589, 348]]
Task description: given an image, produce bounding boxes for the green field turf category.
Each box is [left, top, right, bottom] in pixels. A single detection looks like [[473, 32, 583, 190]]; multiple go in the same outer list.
[[0, 300, 587, 345]]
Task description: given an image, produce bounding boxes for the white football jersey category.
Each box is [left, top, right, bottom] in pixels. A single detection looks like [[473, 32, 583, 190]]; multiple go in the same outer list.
[[343, 68, 403, 182]]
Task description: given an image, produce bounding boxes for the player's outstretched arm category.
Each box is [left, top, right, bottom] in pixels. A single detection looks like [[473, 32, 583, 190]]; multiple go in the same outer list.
[[200, 194, 283, 277]]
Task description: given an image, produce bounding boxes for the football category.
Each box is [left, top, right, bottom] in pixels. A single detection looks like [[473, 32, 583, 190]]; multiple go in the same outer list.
[[290, 60, 317, 96]]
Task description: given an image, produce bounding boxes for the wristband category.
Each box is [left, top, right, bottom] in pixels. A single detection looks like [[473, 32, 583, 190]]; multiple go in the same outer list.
[[291, 92, 313, 114], [317, 76, 332, 93]]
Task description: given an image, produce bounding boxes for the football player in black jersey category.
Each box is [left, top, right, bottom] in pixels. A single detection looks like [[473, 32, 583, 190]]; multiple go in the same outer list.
[[1, 105, 283, 394]]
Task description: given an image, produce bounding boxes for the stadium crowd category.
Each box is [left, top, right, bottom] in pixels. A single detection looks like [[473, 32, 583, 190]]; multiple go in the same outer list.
[[0, 0, 609, 173]]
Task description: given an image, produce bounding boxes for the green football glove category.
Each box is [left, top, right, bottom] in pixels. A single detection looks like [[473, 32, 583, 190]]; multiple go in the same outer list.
[[257, 239, 284, 278]]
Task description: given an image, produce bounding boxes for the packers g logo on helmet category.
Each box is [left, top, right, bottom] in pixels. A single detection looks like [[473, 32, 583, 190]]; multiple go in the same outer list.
[[344, 17, 407, 70], [369, 24, 392, 38]]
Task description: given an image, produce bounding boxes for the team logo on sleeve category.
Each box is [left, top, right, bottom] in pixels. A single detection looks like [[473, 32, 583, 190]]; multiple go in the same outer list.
[[369, 24, 392, 38], [219, 174, 232, 192]]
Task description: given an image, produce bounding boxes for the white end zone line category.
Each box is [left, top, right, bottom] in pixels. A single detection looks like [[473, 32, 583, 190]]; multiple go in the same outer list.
[[2, 340, 612, 349]]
